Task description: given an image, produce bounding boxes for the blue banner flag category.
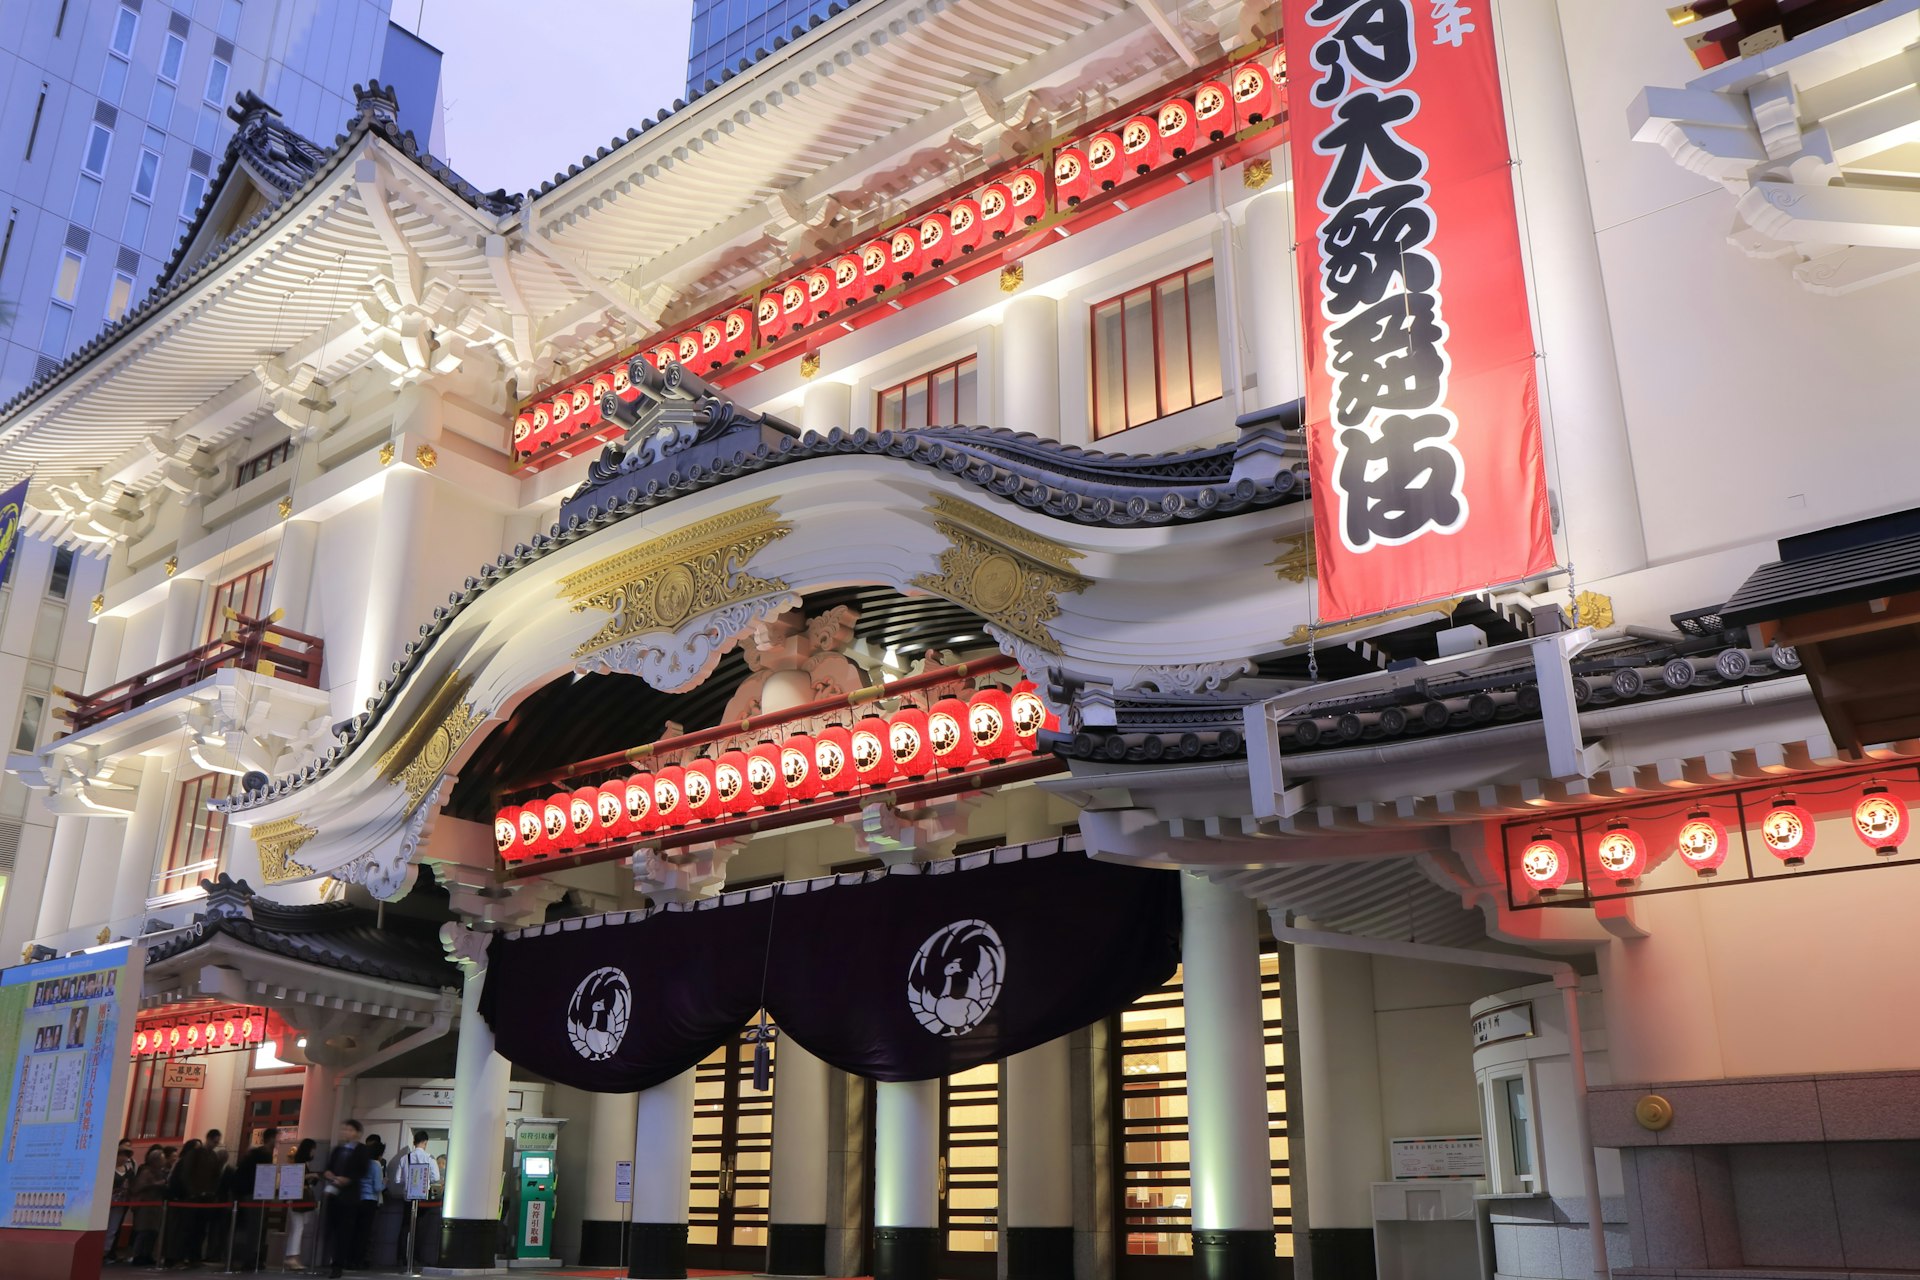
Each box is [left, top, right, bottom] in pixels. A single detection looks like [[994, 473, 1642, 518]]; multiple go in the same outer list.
[[0, 477, 26, 590]]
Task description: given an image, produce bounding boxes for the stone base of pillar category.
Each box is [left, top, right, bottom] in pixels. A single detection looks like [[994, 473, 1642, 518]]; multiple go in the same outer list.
[[625, 1221, 689, 1279], [872, 1225, 938, 1280], [1007, 1225, 1073, 1279], [1305, 1226, 1375, 1280], [1192, 1228, 1278, 1280], [437, 1217, 500, 1270], [767, 1221, 827, 1275], [578, 1218, 626, 1267]]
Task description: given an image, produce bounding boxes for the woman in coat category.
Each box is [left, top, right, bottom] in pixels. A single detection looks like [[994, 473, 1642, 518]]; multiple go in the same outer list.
[[127, 1146, 171, 1265]]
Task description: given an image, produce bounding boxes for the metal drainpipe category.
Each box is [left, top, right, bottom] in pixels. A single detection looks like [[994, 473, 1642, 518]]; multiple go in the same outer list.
[[1268, 919, 1611, 1280]]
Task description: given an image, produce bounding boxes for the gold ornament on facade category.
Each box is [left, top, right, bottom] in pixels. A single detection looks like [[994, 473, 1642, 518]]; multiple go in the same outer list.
[[999, 264, 1024, 293], [379, 441, 396, 466], [96, 926, 113, 945], [799, 353, 821, 380], [163, 556, 179, 577], [911, 496, 1089, 652], [1244, 158, 1274, 189], [251, 815, 321, 884], [1574, 590, 1615, 629], [277, 495, 294, 519], [376, 670, 487, 812], [1634, 1093, 1675, 1131], [560, 499, 793, 657], [90, 593, 105, 616], [1287, 597, 1461, 646], [1270, 532, 1315, 585], [415, 444, 438, 470]]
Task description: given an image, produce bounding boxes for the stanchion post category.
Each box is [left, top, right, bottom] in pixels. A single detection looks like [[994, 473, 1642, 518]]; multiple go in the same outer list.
[[157, 1201, 168, 1266], [255, 1200, 267, 1273], [407, 1199, 419, 1276], [225, 1200, 240, 1273]]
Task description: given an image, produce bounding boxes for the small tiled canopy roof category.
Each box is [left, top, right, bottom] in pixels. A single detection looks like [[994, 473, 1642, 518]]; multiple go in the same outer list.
[[144, 875, 457, 990], [1721, 507, 1920, 624]]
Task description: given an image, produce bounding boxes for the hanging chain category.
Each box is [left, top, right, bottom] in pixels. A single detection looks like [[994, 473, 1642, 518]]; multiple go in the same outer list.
[[1307, 620, 1320, 683]]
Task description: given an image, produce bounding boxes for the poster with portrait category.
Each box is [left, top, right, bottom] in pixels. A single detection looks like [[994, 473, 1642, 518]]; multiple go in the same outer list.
[[0, 945, 143, 1231]]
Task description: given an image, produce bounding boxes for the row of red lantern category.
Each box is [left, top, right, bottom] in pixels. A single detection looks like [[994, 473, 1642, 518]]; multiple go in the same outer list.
[[513, 360, 647, 459], [1519, 784, 1913, 893], [494, 683, 1055, 863], [132, 1008, 266, 1056]]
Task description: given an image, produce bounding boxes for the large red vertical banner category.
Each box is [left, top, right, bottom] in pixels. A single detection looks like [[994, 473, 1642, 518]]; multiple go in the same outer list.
[[1284, 0, 1555, 622]]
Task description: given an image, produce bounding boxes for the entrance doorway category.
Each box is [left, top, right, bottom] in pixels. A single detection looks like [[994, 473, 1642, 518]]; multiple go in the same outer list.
[[939, 1061, 1001, 1279], [242, 1086, 302, 1151], [688, 1025, 776, 1272]]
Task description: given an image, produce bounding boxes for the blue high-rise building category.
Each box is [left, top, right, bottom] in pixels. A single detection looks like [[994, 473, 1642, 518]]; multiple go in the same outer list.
[[686, 0, 845, 95]]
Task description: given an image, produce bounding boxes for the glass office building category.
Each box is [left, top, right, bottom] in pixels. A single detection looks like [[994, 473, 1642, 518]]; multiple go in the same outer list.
[[686, 0, 845, 94]]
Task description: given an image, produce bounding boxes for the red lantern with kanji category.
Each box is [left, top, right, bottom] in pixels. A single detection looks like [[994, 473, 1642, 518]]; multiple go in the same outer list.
[[651, 342, 682, 373], [889, 705, 934, 779], [976, 182, 1014, 240], [524, 403, 553, 455], [1592, 817, 1647, 886], [919, 211, 952, 270], [968, 686, 1015, 761], [671, 331, 700, 368], [544, 792, 574, 850], [1194, 79, 1231, 141], [722, 307, 755, 360], [653, 765, 686, 828], [829, 254, 863, 311], [518, 805, 548, 858], [1157, 98, 1197, 159], [757, 290, 789, 342], [804, 268, 835, 324], [889, 225, 923, 282], [624, 772, 658, 836], [1054, 146, 1090, 207], [1121, 114, 1159, 174], [1086, 131, 1124, 190], [748, 741, 788, 809], [596, 781, 627, 841], [1853, 783, 1909, 855], [1675, 808, 1730, 877], [947, 197, 983, 255], [495, 807, 522, 861], [1761, 795, 1815, 866], [610, 360, 639, 401], [570, 786, 600, 845], [851, 715, 894, 788], [684, 757, 719, 823], [714, 749, 749, 817], [698, 320, 726, 371], [782, 733, 819, 801], [1007, 167, 1046, 224], [1518, 831, 1570, 894], [548, 391, 575, 441], [780, 278, 810, 331], [1231, 58, 1275, 128], [929, 695, 974, 770], [861, 238, 896, 294], [1010, 679, 1054, 753], [569, 383, 597, 430], [816, 725, 857, 794], [513, 413, 536, 460]]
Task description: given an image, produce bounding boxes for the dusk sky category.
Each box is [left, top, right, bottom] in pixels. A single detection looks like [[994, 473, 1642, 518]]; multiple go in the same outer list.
[[407, 0, 694, 195]]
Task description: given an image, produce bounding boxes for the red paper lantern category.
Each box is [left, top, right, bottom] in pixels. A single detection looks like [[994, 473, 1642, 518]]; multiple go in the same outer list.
[[889, 225, 923, 282], [624, 773, 657, 836], [569, 383, 597, 432], [851, 715, 895, 788], [715, 749, 750, 815], [1518, 832, 1570, 894], [860, 239, 895, 294], [780, 278, 810, 330], [1853, 783, 1909, 855], [610, 360, 639, 401], [495, 807, 521, 861], [968, 686, 1015, 761], [684, 757, 719, 823], [134, 1029, 149, 1053], [1760, 795, 1815, 866], [804, 268, 835, 324], [889, 705, 934, 780], [1010, 679, 1054, 753], [1086, 131, 1124, 191], [1121, 114, 1159, 174], [1053, 146, 1090, 207], [651, 342, 681, 374], [1675, 808, 1729, 877], [676, 331, 703, 368], [518, 806, 547, 858], [1593, 817, 1647, 886], [947, 197, 983, 255], [747, 741, 788, 809], [918, 211, 952, 271], [815, 725, 857, 794], [1007, 167, 1046, 224], [222, 1017, 238, 1045], [829, 254, 863, 311], [1231, 58, 1276, 128], [930, 695, 974, 770], [544, 793, 573, 851], [570, 786, 600, 845], [528, 402, 556, 455], [756, 290, 788, 342], [512, 414, 536, 460], [653, 766, 686, 828], [1157, 98, 1197, 160], [782, 734, 819, 802], [722, 307, 755, 360], [596, 781, 627, 841], [1194, 79, 1231, 141], [976, 182, 1013, 240], [548, 391, 574, 441], [698, 320, 726, 372]]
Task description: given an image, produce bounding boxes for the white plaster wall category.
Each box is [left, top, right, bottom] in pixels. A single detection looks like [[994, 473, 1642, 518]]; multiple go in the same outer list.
[[306, 497, 382, 722], [1372, 956, 1518, 1142]]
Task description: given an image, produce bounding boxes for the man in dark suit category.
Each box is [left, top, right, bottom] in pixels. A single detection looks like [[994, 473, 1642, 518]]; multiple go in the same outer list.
[[320, 1120, 371, 1279], [231, 1127, 279, 1271]]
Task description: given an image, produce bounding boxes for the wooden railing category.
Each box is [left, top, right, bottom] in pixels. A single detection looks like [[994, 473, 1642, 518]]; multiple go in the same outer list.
[[55, 612, 323, 735]]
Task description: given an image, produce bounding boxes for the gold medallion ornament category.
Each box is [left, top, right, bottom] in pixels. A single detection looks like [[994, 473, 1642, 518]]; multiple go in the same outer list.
[[375, 670, 487, 811], [1244, 157, 1274, 189], [1270, 531, 1315, 585], [415, 444, 438, 470], [911, 496, 1089, 652], [251, 815, 321, 884], [1634, 1094, 1675, 1132], [1574, 590, 1615, 629], [277, 496, 294, 519], [999, 264, 1025, 293], [560, 499, 792, 657], [379, 441, 396, 466], [90, 593, 105, 616], [163, 555, 179, 577], [799, 353, 822, 380]]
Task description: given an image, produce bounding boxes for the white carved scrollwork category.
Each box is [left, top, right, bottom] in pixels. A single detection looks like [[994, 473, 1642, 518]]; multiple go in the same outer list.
[[577, 592, 802, 693]]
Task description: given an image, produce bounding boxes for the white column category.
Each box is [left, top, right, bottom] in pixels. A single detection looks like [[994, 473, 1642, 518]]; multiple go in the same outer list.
[[83, 615, 126, 692], [1004, 1036, 1072, 1273], [1292, 927, 1387, 1234], [874, 1077, 940, 1229], [299, 1060, 339, 1151], [71, 815, 127, 930], [354, 466, 434, 710], [444, 959, 512, 1256], [152, 575, 207, 664], [108, 758, 171, 923], [800, 380, 853, 436], [579, 1088, 638, 1260], [1180, 874, 1273, 1243], [35, 817, 91, 938], [999, 293, 1060, 439], [1243, 186, 1304, 410], [266, 519, 321, 634], [769, 1038, 830, 1231], [629, 1068, 697, 1275]]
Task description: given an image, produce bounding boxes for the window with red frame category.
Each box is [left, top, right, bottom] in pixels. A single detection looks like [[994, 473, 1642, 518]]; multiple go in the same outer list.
[[124, 1058, 191, 1142], [877, 355, 977, 431], [1090, 262, 1222, 438], [158, 773, 232, 899], [203, 561, 272, 644]]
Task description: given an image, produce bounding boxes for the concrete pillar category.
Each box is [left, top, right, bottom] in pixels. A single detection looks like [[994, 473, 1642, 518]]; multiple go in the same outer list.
[[71, 814, 127, 932], [800, 380, 853, 436], [628, 1068, 696, 1279], [266, 519, 321, 635], [578, 1089, 638, 1266], [108, 758, 171, 924], [83, 614, 126, 692], [354, 465, 434, 711], [873, 1078, 940, 1280], [1005, 1036, 1073, 1279], [443, 961, 512, 1268], [1243, 186, 1304, 410], [1293, 924, 1387, 1275], [35, 817, 91, 938], [999, 292, 1060, 439], [1489, 0, 1645, 582], [153, 575, 208, 663], [299, 1060, 339, 1153], [769, 1038, 831, 1275], [1180, 873, 1275, 1276]]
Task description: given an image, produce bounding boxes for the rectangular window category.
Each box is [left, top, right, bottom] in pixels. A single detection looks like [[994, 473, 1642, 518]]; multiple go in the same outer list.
[[111, 6, 138, 56], [1089, 262, 1223, 438], [13, 692, 47, 752], [40, 303, 73, 358], [234, 439, 292, 487], [82, 124, 112, 177], [180, 171, 207, 220], [25, 85, 48, 161], [106, 271, 134, 321], [159, 772, 233, 898], [149, 79, 175, 131], [159, 32, 186, 83], [122, 199, 149, 253], [193, 105, 219, 150], [100, 55, 128, 105], [53, 250, 83, 303], [71, 175, 101, 226], [203, 57, 229, 106], [1502, 1075, 1533, 1180], [218, 0, 243, 40], [47, 546, 75, 599], [125, 1058, 193, 1142], [133, 148, 159, 200], [875, 356, 978, 432], [204, 561, 272, 642]]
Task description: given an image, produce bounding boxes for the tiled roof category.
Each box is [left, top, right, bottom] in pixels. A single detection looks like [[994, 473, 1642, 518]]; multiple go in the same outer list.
[[1722, 507, 1920, 624]]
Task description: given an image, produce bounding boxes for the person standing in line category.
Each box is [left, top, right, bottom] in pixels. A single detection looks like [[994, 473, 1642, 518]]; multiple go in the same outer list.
[[231, 1127, 280, 1272], [128, 1146, 171, 1266], [388, 1130, 437, 1264], [354, 1135, 386, 1268], [282, 1138, 319, 1272], [319, 1120, 370, 1280], [104, 1140, 136, 1263], [163, 1137, 203, 1268]]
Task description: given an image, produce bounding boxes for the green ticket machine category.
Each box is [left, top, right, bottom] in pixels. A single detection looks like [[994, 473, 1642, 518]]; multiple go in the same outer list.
[[511, 1117, 566, 1264]]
